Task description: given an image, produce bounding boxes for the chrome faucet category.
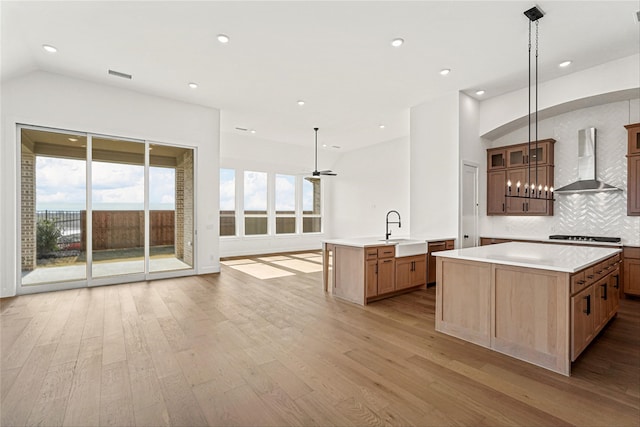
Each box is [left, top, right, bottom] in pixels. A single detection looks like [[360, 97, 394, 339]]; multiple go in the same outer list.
[[385, 210, 401, 240]]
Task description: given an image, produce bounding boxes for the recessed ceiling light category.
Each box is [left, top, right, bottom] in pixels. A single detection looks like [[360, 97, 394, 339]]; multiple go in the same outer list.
[[250, 129, 256, 134], [68, 137, 78, 142], [379, 124, 385, 129], [440, 68, 451, 76], [476, 90, 485, 96], [322, 144, 327, 148], [390, 38, 404, 47], [217, 34, 230, 44], [559, 60, 572, 68], [188, 82, 198, 89], [297, 100, 305, 106], [42, 44, 57, 53]]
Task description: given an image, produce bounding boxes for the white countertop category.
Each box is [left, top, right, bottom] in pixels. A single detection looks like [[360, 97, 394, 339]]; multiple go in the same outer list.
[[434, 242, 621, 273], [481, 235, 623, 247], [323, 236, 455, 247]]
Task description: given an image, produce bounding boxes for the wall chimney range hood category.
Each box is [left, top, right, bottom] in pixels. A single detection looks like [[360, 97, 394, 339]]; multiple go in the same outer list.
[[554, 127, 621, 194]]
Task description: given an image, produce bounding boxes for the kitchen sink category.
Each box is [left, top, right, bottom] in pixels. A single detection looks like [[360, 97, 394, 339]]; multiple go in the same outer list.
[[379, 239, 427, 257]]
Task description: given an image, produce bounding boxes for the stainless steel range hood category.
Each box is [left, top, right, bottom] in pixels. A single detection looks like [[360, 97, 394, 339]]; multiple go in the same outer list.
[[554, 127, 621, 194]]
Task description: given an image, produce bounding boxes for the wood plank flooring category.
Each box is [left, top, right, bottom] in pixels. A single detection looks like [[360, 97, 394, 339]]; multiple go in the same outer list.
[[1, 253, 639, 426]]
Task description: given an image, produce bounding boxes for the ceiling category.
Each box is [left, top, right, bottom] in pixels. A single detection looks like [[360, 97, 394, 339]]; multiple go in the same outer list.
[[2, 1, 639, 152]]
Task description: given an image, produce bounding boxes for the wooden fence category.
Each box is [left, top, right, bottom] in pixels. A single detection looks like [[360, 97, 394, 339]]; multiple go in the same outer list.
[[80, 210, 174, 250]]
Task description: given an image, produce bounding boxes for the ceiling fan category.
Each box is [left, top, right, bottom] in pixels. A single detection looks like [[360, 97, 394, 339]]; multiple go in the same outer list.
[[310, 127, 337, 177]]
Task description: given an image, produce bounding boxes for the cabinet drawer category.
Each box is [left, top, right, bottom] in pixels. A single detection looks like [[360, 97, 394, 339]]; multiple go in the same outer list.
[[445, 240, 454, 250], [584, 266, 596, 285], [365, 248, 379, 260], [571, 271, 587, 294], [378, 246, 395, 259], [624, 246, 640, 260]]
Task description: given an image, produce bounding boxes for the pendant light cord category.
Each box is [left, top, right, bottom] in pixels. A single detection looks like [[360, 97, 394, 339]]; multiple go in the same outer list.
[[528, 20, 532, 189], [535, 20, 539, 188]]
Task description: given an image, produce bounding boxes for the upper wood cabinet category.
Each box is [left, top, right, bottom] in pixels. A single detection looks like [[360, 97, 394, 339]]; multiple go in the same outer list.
[[487, 139, 555, 216], [487, 149, 506, 170], [505, 139, 554, 168], [626, 123, 640, 155], [625, 123, 640, 216]]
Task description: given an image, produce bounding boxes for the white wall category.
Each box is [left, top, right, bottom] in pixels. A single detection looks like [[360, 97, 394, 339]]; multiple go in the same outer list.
[[410, 91, 459, 240], [1, 71, 220, 297], [480, 54, 640, 139], [327, 136, 410, 239], [219, 132, 341, 257], [479, 99, 640, 246]]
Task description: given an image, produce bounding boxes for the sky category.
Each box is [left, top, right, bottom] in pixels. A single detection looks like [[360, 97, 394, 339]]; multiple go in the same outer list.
[[220, 169, 316, 213], [36, 157, 176, 211]]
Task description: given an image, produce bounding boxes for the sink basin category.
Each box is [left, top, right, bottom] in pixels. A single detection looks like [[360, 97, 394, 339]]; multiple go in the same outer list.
[[379, 239, 427, 257]]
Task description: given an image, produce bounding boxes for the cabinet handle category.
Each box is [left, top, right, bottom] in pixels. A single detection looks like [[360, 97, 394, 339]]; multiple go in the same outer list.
[[375, 264, 378, 274], [587, 274, 594, 279], [383, 259, 393, 264], [601, 283, 607, 300], [614, 275, 619, 289], [584, 295, 591, 315], [502, 203, 505, 212], [522, 202, 525, 211], [577, 280, 585, 285]]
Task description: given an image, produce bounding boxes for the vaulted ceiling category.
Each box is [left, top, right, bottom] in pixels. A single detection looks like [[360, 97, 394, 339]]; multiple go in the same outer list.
[[2, 1, 639, 151]]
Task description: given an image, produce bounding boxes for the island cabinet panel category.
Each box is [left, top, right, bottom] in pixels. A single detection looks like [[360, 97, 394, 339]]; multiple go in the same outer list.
[[436, 258, 491, 347], [491, 266, 569, 376], [333, 245, 366, 305]]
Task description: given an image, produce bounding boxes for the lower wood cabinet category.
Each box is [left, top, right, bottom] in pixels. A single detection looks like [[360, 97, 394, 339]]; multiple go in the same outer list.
[[571, 284, 595, 361], [427, 240, 454, 284], [623, 247, 640, 296], [396, 255, 427, 290], [365, 247, 395, 298], [570, 254, 621, 361]]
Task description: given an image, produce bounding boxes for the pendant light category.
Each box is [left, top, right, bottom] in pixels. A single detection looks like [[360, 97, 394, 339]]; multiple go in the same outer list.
[[505, 6, 555, 202]]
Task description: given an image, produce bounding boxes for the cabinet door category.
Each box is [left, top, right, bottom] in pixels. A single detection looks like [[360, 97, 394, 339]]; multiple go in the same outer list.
[[571, 285, 595, 361], [628, 155, 640, 216], [528, 140, 550, 166], [365, 259, 378, 297], [626, 123, 640, 155], [487, 149, 506, 170], [506, 146, 528, 168], [377, 258, 395, 294], [595, 279, 609, 330], [395, 258, 412, 290], [608, 269, 620, 316], [506, 169, 527, 214], [487, 170, 506, 215], [527, 165, 554, 215], [624, 258, 640, 296], [412, 256, 427, 287]]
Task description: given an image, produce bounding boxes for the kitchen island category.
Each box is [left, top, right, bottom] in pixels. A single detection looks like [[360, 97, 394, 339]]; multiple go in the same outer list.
[[322, 237, 446, 305], [435, 242, 622, 376]]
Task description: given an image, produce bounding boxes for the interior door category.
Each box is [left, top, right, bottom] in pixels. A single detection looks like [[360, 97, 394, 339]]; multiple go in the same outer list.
[[461, 163, 479, 248]]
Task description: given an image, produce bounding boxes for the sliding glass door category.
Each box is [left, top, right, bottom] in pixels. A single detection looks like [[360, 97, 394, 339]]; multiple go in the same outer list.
[[19, 125, 195, 290]]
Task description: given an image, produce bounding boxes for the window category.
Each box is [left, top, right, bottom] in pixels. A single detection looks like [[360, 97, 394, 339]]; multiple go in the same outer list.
[[303, 177, 322, 233], [244, 171, 268, 235], [220, 168, 236, 236], [275, 174, 296, 234]]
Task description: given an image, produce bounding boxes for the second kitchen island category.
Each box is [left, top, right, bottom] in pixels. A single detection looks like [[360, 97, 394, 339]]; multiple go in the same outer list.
[[435, 242, 622, 376]]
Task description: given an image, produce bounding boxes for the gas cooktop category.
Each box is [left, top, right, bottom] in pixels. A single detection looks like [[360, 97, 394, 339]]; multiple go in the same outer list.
[[548, 235, 621, 243]]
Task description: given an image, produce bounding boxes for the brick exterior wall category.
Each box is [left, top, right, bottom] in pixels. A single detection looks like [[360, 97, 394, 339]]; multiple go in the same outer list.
[[21, 150, 36, 271], [181, 150, 194, 266], [175, 167, 184, 259]]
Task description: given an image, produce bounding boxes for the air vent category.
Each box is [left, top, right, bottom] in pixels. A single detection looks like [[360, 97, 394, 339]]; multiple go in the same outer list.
[[635, 10, 640, 23], [108, 69, 132, 79]]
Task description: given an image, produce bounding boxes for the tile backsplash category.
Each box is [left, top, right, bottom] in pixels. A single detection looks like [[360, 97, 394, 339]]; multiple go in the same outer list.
[[481, 99, 640, 246]]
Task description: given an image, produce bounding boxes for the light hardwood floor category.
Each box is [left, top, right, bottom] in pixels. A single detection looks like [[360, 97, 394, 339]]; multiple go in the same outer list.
[[1, 253, 639, 426]]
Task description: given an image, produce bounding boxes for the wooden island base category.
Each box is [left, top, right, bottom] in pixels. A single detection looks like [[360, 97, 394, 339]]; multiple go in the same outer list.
[[435, 249, 621, 376]]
